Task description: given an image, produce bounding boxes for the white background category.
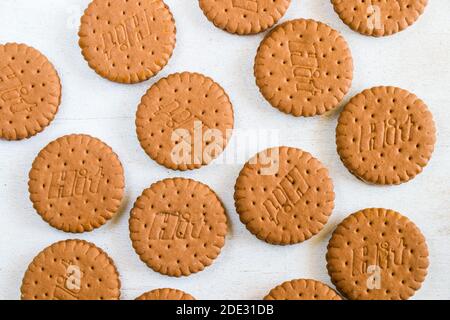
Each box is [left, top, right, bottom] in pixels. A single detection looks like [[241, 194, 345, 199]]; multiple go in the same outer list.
[[0, 0, 449, 300]]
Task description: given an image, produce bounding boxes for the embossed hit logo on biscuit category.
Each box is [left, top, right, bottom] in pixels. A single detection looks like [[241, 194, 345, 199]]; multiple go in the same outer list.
[[262, 166, 311, 225], [357, 115, 415, 152], [148, 211, 204, 240], [48, 167, 104, 199], [288, 41, 322, 96], [101, 9, 155, 59], [28, 134, 125, 233], [79, 0, 176, 83], [155, 100, 211, 132], [351, 239, 406, 277]]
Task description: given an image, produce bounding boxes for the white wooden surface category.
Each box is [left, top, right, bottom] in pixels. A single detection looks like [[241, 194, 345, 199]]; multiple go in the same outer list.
[[1, 0, 449, 300]]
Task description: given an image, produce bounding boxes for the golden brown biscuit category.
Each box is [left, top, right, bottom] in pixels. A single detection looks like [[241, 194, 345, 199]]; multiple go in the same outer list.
[[79, 0, 176, 83], [136, 288, 195, 300], [327, 208, 429, 300], [136, 72, 234, 170], [234, 147, 335, 245], [254, 19, 353, 116], [28, 134, 125, 232], [331, 0, 428, 37], [0, 43, 61, 140], [336, 86, 436, 185], [129, 178, 228, 277], [21, 239, 120, 300], [264, 279, 342, 300], [199, 0, 291, 35]]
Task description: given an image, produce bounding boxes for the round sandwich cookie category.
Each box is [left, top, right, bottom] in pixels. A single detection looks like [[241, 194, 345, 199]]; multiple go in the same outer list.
[[28, 134, 125, 233], [327, 208, 429, 300], [331, 0, 428, 37], [79, 0, 176, 84], [264, 279, 341, 300], [254, 19, 353, 117], [336, 86, 436, 185], [136, 288, 195, 300], [136, 72, 234, 170], [129, 178, 228, 277], [21, 239, 121, 300], [198, 0, 291, 35], [0, 43, 61, 140], [234, 146, 335, 245]]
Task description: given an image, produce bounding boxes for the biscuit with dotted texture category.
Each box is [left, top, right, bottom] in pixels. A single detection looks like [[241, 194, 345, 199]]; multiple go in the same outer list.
[[79, 0, 176, 84], [0, 43, 61, 140], [136, 288, 195, 300], [28, 134, 125, 233], [264, 279, 342, 300], [199, 0, 291, 35], [129, 178, 228, 277], [254, 19, 353, 116], [331, 0, 428, 37], [234, 147, 335, 245], [326, 208, 429, 300], [336, 86, 436, 185], [136, 72, 234, 170], [21, 239, 120, 300]]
